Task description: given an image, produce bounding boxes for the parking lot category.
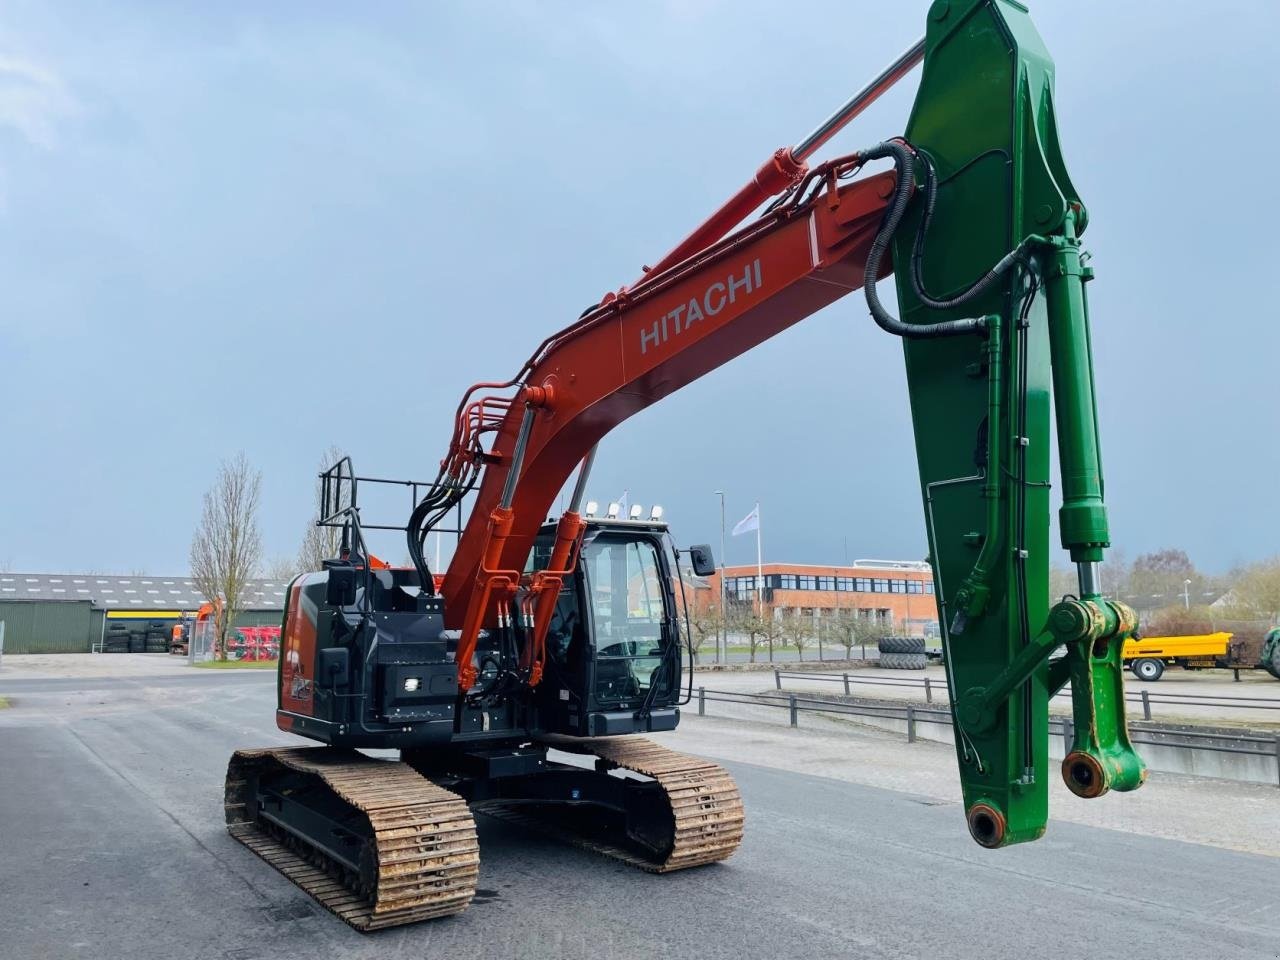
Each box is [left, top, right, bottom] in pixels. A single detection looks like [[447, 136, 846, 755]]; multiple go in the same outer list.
[[2, 662, 1278, 959]]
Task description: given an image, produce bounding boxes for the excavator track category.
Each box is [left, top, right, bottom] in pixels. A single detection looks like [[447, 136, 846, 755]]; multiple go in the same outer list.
[[480, 736, 744, 872], [225, 747, 479, 931]]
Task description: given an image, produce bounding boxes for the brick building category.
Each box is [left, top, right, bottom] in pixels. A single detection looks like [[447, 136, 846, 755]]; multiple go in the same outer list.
[[706, 560, 939, 637]]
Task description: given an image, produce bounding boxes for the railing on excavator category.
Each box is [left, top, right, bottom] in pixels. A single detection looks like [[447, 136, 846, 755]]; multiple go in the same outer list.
[[318, 456, 470, 536], [315, 456, 471, 612]]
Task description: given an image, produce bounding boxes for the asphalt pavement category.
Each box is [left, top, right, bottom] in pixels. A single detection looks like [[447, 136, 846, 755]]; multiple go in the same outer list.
[[1, 670, 1277, 960]]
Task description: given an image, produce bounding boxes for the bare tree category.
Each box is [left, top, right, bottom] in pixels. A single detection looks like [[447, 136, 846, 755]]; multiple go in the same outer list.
[[1128, 548, 1203, 612], [1049, 563, 1077, 603], [261, 555, 302, 583], [856, 616, 883, 659], [833, 613, 881, 660], [686, 604, 724, 664], [779, 609, 812, 661], [1223, 557, 1280, 622], [759, 606, 784, 662], [826, 611, 876, 661], [828, 613, 856, 660], [297, 444, 347, 574], [731, 607, 768, 663], [190, 452, 263, 660], [1100, 547, 1131, 601]]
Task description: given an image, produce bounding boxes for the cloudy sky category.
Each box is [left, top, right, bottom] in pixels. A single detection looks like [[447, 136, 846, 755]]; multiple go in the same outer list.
[[1, 1, 1276, 576]]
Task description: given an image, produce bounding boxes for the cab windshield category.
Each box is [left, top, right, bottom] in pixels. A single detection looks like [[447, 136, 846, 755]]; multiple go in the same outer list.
[[581, 535, 670, 705]]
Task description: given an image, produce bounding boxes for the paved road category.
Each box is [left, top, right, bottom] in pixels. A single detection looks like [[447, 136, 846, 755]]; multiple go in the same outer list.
[[1, 672, 1277, 960]]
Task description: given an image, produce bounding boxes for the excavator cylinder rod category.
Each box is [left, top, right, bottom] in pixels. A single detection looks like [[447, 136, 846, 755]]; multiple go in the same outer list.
[[636, 36, 924, 283], [792, 36, 926, 160]]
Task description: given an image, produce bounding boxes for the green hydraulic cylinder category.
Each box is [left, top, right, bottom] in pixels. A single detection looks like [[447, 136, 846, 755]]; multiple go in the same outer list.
[[1040, 214, 1145, 797], [1043, 211, 1109, 569]]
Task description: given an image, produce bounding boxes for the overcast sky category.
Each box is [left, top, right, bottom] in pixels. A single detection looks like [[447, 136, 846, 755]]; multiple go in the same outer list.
[[1, 1, 1277, 577]]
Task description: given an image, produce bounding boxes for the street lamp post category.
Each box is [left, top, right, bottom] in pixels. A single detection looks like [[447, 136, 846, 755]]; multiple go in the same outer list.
[[715, 490, 727, 664], [1182, 579, 1192, 610]]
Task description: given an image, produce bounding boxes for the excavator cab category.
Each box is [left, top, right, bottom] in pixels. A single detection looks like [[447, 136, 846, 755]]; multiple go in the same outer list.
[[271, 465, 697, 748], [532, 517, 689, 737]]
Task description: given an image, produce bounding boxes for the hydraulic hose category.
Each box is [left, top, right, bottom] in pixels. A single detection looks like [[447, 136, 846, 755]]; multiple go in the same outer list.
[[910, 151, 1033, 312], [859, 140, 986, 339]]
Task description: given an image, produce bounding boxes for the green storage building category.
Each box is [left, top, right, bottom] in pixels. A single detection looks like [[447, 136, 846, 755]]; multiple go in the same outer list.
[[0, 573, 287, 655]]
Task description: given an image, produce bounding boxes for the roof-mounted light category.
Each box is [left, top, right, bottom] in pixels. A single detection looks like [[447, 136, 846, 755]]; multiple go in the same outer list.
[[585, 500, 598, 517], [629, 504, 644, 520], [649, 504, 664, 520], [606, 502, 621, 519]]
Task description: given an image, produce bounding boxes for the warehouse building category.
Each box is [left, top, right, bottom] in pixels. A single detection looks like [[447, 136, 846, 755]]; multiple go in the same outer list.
[[0, 573, 287, 654], [708, 559, 939, 637]]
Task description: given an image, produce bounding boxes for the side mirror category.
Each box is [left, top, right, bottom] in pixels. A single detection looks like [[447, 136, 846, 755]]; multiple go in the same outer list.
[[326, 565, 357, 608], [687, 544, 717, 578]]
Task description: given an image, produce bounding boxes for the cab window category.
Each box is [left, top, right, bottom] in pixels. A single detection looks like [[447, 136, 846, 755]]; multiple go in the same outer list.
[[581, 536, 670, 704]]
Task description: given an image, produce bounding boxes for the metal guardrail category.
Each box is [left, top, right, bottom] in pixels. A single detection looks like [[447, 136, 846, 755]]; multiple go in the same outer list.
[[694, 685, 1280, 788], [769, 668, 1280, 722]]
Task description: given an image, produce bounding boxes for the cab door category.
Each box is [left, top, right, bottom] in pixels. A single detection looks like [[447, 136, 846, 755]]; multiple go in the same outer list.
[[579, 534, 678, 715]]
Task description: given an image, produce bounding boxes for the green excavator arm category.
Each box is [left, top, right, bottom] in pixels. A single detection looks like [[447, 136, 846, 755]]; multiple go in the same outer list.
[[894, 0, 1145, 846]]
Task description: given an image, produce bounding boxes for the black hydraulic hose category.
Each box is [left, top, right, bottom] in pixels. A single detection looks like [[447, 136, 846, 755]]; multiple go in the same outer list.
[[859, 140, 985, 339], [405, 496, 437, 592], [910, 151, 1032, 312], [405, 467, 478, 594]]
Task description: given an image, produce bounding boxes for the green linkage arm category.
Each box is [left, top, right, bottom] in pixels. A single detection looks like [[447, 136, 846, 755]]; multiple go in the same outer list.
[[893, 0, 1145, 847]]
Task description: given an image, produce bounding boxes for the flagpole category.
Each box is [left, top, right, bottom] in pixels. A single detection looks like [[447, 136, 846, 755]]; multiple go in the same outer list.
[[755, 501, 763, 616]]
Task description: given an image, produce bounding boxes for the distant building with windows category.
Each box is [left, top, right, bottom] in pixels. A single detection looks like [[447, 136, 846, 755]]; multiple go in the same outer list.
[[707, 560, 938, 637]]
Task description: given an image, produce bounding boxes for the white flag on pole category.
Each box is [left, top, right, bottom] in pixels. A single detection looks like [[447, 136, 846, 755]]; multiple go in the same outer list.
[[731, 505, 759, 537], [616, 489, 630, 515]]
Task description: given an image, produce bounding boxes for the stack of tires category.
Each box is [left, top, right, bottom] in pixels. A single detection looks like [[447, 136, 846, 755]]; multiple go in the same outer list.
[[144, 620, 170, 653], [105, 623, 130, 653], [878, 636, 927, 670]]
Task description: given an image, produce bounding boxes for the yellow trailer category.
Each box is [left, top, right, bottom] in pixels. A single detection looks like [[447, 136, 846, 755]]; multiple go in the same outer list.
[[1122, 632, 1231, 681]]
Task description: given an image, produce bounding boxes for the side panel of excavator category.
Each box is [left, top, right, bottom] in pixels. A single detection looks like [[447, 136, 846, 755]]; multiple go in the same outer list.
[[273, 569, 459, 747]]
